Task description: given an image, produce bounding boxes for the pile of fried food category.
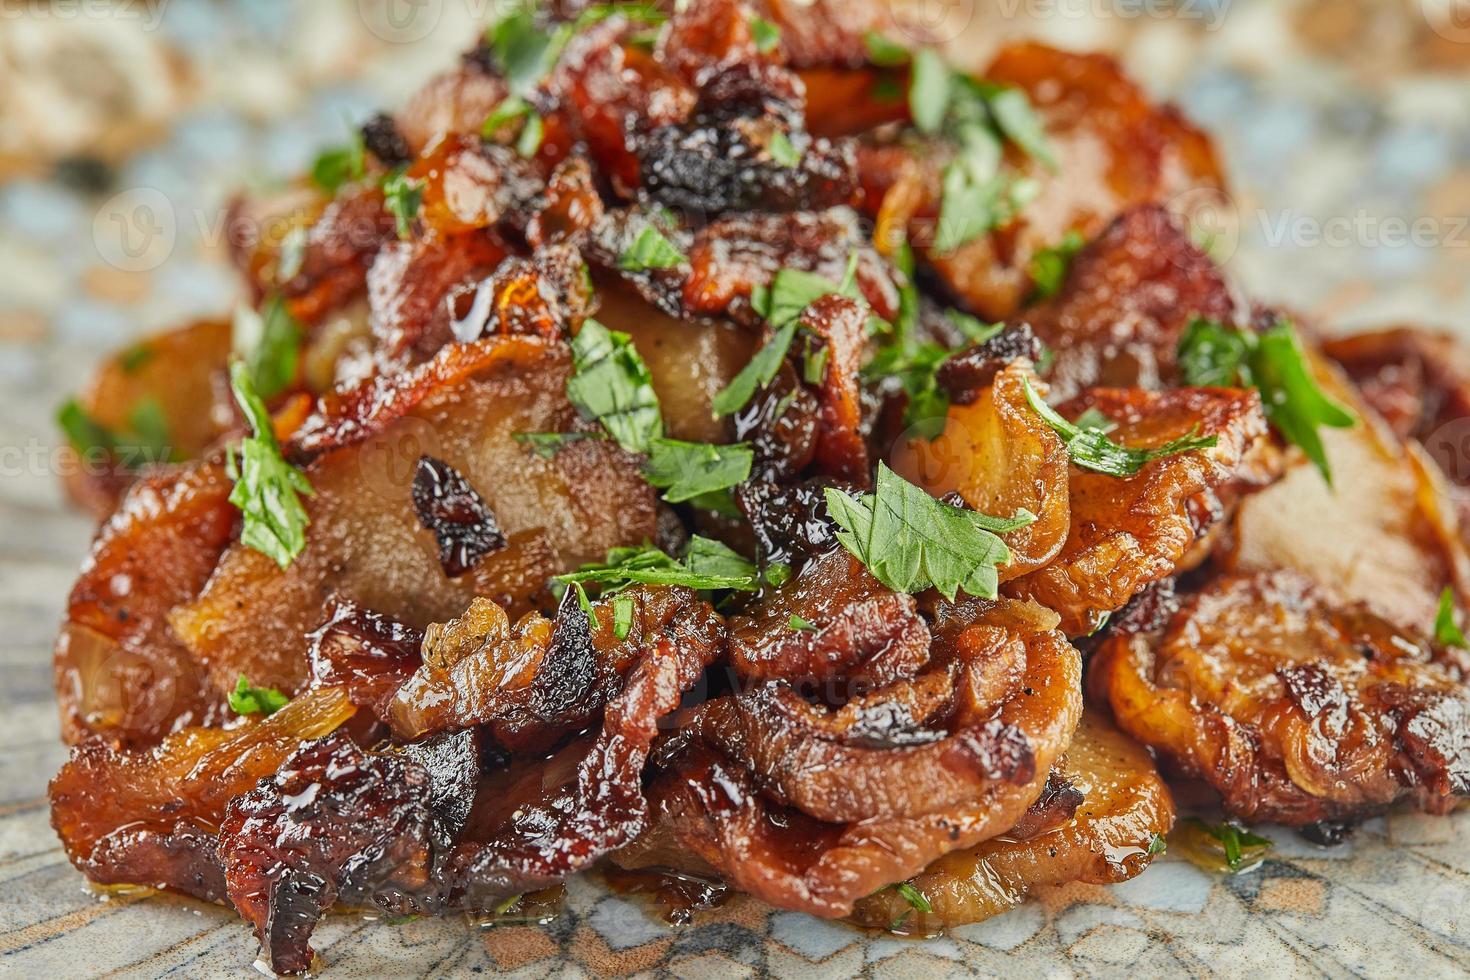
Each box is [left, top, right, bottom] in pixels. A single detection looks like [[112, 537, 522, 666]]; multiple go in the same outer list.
[[48, 1, 1470, 973]]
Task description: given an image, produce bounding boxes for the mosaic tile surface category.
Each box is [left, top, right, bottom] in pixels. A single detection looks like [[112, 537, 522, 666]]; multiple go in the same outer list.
[[2, 1, 1469, 976]]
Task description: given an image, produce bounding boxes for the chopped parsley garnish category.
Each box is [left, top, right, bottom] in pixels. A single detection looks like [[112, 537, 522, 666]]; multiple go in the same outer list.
[[512, 431, 605, 459], [556, 537, 759, 595], [487, 7, 571, 96], [119, 343, 153, 374], [380, 168, 423, 240], [1028, 229, 1087, 300], [889, 881, 932, 929], [228, 674, 289, 717], [864, 31, 911, 67], [225, 360, 314, 570], [767, 130, 801, 168], [1180, 818, 1271, 873], [788, 614, 817, 632], [1436, 587, 1467, 648], [234, 295, 303, 401], [1147, 832, 1168, 856], [714, 258, 860, 418], [481, 95, 545, 158], [1177, 317, 1356, 484], [749, 15, 781, 53], [824, 462, 1033, 601], [566, 319, 664, 455], [643, 438, 753, 504], [612, 595, 634, 640], [571, 2, 667, 31], [618, 225, 687, 272], [1021, 376, 1217, 478], [58, 397, 174, 464], [310, 132, 366, 194], [908, 51, 1055, 254]]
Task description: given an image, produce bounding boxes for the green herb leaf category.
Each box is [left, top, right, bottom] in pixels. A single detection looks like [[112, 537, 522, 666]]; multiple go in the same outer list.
[[711, 320, 799, 418], [612, 595, 634, 640], [947, 310, 1005, 345], [226, 360, 315, 570], [824, 462, 1033, 601], [119, 343, 153, 374], [310, 133, 365, 194], [1022, 377, 1218, 478], [864, 31, 911, 67], [1181, 818, 1271, 873], [235, 296, 303, 401], [228, 674, 290, 716], [909, 49, 954, 135], [764, 562, 792, 589], [1436, 587, 1467, 648], [566, 319, 664, 454], [936, 161, 1038, 254], [381, 168, 423, 240], [1177, 317, 1254, 389], [126, 398, 172, 457], [513, 431, 605, 459], [644, 438, 753, 504], [276, 225, 307, 282], [1028, 229, 1086, 300], [618, 225, 687, 271], [57, 399, 115, 456], [482, 94, 533, 136], [767, 130, 801, 168], [788, 614, 817, 632], [571, 2, 667, 31], [516, 110, 545, 157], [1147, 832, 1168, 856], [749, 15, 781, 53], [556, 538, 759, 594], [894, 882, 932, 913], [1177, 318, 1355, 484], [488, 8, 572, 96], [986, 86, 1058, 171]]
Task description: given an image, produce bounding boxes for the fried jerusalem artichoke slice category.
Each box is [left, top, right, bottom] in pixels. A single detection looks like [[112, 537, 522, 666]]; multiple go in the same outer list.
[[54, 461, 237, 745], [620, 594, 1083, 918], [48, 687, 356, 901], [1006, 385, 1278, 636], [169, 335, 658, 697], [892, 358, 1071, 581], [848, 711, 1174, 934], [1091, 570, 1470, 828]]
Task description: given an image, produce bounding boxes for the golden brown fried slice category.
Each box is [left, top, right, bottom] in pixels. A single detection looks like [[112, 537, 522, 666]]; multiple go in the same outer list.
[[892, 361, 1070, 581], [55, 462, 236, 745], [60, 319, 235, 517], [1222, 361, 1470, 633], [1092, 570, 1470, 826], [847, 711, 1174, 934], [1024, 205, 1238, 401], [1322, 326, 1470, 446], [170, 336, 657, 696], [623, 597, 1083, 918], [860, 44, 1224, 320], [1007, 386, 1277, 636], [49, 687, 356, 899]]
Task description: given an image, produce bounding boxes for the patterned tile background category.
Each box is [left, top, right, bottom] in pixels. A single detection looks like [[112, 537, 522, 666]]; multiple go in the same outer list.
[[1, 1, 1469, 976]]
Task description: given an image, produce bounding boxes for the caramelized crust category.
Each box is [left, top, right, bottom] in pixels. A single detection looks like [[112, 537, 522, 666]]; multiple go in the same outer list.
[[848, 711, 1174, 933], [1092, 570, 1470, 825], [1007, 386, 1276, 636]]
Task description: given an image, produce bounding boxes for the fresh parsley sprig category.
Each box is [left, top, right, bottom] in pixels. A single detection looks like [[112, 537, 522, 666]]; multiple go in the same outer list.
[[481, 95, 546, 157], [643, 439, 753, 504], [1029, 229, 1087, 300], [566, 319, 664, 455], [234, 295, 303, 401], [618, 225, 687, 272], [310, 131, 366, 194], [555, 537, 760, 595], [225, 360, 314, 570], [1021, 377, 1218, 478], [1179, 817, 1271, 873], [824, 462, 1033, 601], [713, 257, 861, 418], [381, 168, 424, 240], [908, 51, 1055, 254], [1436, 587, 1467, 648], [1177, 317, 1355, 484], [228, 675, 290, 716]]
